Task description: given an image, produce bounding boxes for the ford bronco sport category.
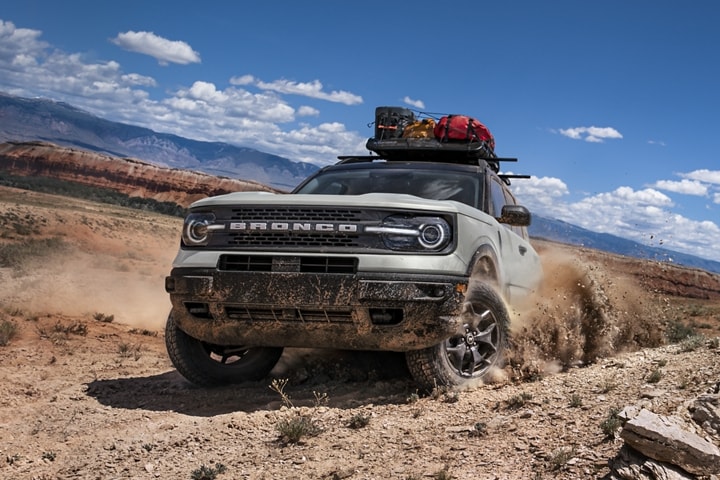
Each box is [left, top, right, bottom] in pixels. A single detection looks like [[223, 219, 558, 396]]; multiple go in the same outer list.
[[164, 116, 542, 391]]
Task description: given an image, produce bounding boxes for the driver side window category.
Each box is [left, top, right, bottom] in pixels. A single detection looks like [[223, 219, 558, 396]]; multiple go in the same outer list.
[[489, 178, 507, 218]]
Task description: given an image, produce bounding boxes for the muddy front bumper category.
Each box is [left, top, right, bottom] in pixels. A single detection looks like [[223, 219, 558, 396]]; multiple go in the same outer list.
[[165, 268, 469, 351]]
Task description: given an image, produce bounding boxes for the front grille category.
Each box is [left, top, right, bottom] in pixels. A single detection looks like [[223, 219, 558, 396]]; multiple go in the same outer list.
[[218, 255, 357, 274], [226, 231, 359, 248], [207, 206, 387, 251], [228, 207, 365, 222], [224, 306, 353, 323]]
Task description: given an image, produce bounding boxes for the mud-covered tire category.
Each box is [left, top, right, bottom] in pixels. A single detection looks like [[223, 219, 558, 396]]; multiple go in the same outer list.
[[405, 282, 509, 391], [165, 310, 283, 387]]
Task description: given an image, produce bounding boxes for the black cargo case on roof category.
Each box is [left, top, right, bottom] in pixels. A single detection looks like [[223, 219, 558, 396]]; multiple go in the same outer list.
[[373, 106, 415, 140]]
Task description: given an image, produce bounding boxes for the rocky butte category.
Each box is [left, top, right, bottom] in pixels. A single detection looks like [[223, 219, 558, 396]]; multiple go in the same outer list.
[[0, 141, 278, 207]]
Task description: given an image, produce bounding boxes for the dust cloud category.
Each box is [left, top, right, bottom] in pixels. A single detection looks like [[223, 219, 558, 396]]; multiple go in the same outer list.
[[0, 248, 172, 331], [506, 244, 667, 381]]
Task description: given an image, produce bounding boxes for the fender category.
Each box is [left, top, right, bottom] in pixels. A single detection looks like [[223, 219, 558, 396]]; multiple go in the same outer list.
[[467, 244, 501, 281]]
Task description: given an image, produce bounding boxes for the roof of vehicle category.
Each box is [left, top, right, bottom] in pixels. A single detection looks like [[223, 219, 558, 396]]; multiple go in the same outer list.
[[328, 157, 489, 172], [319, 156, 529, 187]]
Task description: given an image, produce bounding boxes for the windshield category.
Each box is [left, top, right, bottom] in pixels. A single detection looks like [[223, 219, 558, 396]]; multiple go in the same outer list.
[[295, 168, 482, 208]]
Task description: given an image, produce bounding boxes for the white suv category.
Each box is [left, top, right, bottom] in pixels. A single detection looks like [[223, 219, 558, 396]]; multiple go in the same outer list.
[[164, 153, 542, 391]]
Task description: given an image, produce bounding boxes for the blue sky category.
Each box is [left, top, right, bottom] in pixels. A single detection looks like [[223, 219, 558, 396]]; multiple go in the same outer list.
[[1, 1, 719, 261]]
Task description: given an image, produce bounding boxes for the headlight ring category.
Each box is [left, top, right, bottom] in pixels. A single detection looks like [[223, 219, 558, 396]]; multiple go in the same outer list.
[[418, 222, 448, 249], [182, 213, 217, 246]]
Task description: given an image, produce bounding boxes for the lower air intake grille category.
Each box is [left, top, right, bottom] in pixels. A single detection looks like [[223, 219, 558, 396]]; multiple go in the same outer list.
[[218, 255, 357, 274], [224, 307, 353, 323], [300, 256, 357, 273], [218, 255, 273, 272]]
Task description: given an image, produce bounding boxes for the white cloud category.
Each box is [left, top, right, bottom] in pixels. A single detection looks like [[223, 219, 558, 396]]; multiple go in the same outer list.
[[609, 186, 672, 206], [511, 175, 569, 216], [11, 53, 36, 67], [121, 73, 156, 87], [681, 169, 720, 185], [111, 31, 200, 65], [648, 140, 666, 146], [652, 179, 708, 196], [519, 181, 720, 261], [654, 216, 720, 261], [0, 19, 47, 60], [186, 81, 228, 103], [559, 126, 623, 143], [1, 42, 148, 109], [229, 75, 254, 86], [240, 76, 362, 105], [403, 96, 425, 109], [252, 121, 367, 165], [167, 81, 295, 123], [297, 106, 319, 116]]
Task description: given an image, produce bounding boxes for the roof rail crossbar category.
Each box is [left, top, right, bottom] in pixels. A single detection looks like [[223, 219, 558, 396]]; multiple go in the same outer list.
[[336, 155, 383, 164], [499, 173, 531, 185], [499, 174, 530, 179]]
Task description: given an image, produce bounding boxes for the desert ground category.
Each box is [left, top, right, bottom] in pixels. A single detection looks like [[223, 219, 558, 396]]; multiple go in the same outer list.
[[1, 185, 719, 480]]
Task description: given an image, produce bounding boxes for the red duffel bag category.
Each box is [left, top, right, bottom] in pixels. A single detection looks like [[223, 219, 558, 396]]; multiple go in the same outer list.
[[434, 115, 495, 151]]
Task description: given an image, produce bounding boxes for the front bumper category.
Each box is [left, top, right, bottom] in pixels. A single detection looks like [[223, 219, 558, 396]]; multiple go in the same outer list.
[[166, 268, 469, 351]]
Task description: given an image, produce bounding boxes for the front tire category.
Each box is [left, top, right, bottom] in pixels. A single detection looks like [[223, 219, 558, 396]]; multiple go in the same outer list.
[[405, 282, 509, 391], [165, 310, 283, 387]]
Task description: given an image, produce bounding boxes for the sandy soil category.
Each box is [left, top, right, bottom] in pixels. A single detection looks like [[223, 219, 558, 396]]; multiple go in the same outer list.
[[1, 186, 719, 480]]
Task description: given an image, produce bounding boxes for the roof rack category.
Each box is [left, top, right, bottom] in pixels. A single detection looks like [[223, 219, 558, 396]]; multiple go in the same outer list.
[[337, 151, 521, 175], [365, 137, 496, 162], [336, 154, 520, 166]]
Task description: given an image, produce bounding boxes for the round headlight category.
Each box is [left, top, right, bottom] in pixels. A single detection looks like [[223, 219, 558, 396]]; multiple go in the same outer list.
[[182, 213, 216, 246], [188, 221, 209, 242], [419, 223, 447, 249]]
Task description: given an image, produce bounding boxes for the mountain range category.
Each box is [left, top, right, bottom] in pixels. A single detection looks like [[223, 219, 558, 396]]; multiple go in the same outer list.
[[0, 92, 317, 191], [1, 91, 719, 275], [529, 215, 720, 274]]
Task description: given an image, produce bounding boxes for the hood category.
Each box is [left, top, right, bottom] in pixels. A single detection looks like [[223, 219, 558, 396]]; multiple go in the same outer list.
[[190, 191, 484, 217]]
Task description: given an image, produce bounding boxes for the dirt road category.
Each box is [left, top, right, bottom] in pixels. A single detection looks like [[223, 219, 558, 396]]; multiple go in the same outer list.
[[1, 187, 719, 479]]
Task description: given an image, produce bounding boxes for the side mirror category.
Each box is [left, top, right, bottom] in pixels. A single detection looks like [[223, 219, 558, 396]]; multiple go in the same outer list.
[[499, 205, 531, 227]]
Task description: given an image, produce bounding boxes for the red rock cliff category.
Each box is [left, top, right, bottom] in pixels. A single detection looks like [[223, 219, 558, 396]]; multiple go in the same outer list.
[[0, 141, 279, 207]]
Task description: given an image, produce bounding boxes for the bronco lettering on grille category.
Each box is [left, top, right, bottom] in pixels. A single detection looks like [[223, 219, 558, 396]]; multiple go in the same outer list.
[[229, 222, 358, 233]]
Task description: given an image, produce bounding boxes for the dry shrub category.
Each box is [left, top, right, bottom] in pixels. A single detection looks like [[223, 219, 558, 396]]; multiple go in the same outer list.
[[506, 246, 665, 381], [0, 319, 18, 346]]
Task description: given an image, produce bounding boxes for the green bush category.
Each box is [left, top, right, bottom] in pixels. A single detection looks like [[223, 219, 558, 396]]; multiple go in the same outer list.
[[646, 369, 662, 383], [93, 312, 115, 323], [0, 319, 18, 346], [347, 413, 371, 429], [679, 335, 706, 352], [275, 414, 321, 444], [600, 407, 622, 438], [665, 320, 696, 344], [190, 463, 226, 480], [506, 392, 533, 410]]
